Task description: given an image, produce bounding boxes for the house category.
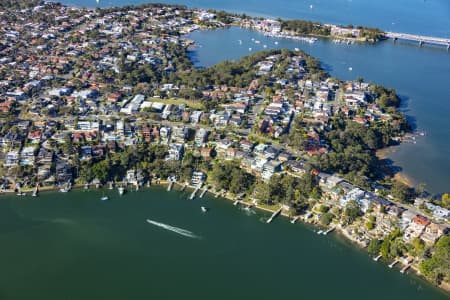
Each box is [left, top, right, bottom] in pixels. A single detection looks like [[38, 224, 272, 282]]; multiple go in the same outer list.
[[20, 147, 36, 166], [167, 143, 184, 161], [285, 160, 307, 174], [261, 160, 282, 181], [4, 151, 19, 167], [191, 171, 205, 186], [200, 147, 213, 160], [195, 128, 208, 146], [239, 139, 254, 152], [421, 222, 449, 244], [404, 216, 430, 242]]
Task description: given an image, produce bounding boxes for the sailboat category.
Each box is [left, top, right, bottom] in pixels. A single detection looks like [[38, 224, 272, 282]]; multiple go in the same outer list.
[[96, 0, 100, 4]]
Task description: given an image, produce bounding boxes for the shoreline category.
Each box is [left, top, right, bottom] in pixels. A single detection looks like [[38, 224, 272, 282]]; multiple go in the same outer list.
[[376, 147, 416, 188], [1, 181, 449, 294]]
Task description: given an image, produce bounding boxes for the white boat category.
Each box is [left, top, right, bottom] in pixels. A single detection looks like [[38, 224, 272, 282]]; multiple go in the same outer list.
[[348, 67, 353, 71], [201, 206, 208, 213], [255, 40, 260, 44], [238, 39, 242, 45], [60, 188, 68, 193], [248, 47, 252, 51], [108, 182, 113, 190], [309, 4, 313, 9], [274, 41, 279, 45], [294, 47, 299, 51], [317, 230, 323, 235], [118, 186, 125, 196], [101, 196, 109, 201], [263, 44, 267, 48], [96, 0, 99, 4]]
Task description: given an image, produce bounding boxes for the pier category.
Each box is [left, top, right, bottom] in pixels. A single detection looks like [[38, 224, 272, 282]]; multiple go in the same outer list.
[[266, 208, 282, 224], [180, 183, 187, 192], [167, 181, 174, 192], [290, 216, 299, 224], [400, 264, 412, 274], [199, 186, 208, 198], [233, 200, 241, 206], [323, 227, 335, 235], [373, 254, 382, 262], [388, 260, 399, 268], [189, 187, 199, 200], [386, 32, 450, 49]]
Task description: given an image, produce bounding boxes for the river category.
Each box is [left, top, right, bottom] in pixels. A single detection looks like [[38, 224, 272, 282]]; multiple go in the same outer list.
[[0, 188, 448, 299]]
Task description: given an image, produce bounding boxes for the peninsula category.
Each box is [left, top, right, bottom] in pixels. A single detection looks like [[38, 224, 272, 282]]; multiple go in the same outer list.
[[0, 0, 449, 294]]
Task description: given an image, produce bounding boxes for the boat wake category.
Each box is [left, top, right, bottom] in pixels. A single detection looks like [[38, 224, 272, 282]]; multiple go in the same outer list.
[[146, 219, 201, 239]]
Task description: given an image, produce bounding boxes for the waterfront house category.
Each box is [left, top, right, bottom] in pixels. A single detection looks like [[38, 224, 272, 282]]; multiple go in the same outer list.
[[403, 216, 430, 242], [167, 143, 184, 161], [191, 171, 205, 187], [421, 222, 449, 244]]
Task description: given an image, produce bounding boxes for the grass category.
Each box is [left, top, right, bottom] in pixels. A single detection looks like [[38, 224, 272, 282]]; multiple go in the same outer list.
[[147, 97, 204, 110]]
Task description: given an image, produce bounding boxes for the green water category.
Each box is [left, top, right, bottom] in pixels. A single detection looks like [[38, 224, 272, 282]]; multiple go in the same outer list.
[[0, 188, 448, 299]]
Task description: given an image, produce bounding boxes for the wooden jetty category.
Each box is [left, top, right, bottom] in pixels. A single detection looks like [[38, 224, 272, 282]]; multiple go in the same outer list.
[[373, 254, 382, 262], [323, 227, 335, 235], [167, 181, 174, 192], [199, 186, 208, 198], [189, 187, 199, 200], [400, 264, 412, 274], [266, 208, 282, 224], [388, 260, 399, 268]]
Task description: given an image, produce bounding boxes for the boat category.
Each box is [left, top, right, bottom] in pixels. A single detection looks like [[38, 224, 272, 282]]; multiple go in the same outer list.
[[60, 188, 68, 193], [118, 186, 125, 196], [348, 67, 353, 71], [96, 0, 99, 3], [294, 47, 299, 51], [274, 41, 279, 45], [254, 40, 260, 44], [248, 47, 252, 51], [233, 200, 240, 206], [101, 195, 109, 201], [317, 230, 323, 234], [16, 192, 26, 196], [309, 4, 313, 9], [108, 182, 113, 190], [238, 39, 242, 45], [263, 44, 267, 48], [84, 183, 89, 190], [201, 206, 208, 213]]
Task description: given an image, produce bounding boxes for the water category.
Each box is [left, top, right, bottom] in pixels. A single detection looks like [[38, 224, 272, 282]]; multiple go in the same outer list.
[[0, 188, 448, 299], [61, 0, 450, 37]]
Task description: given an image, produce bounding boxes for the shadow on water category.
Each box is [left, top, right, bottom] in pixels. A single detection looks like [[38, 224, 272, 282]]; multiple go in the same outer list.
[[397, 94, 418, 131]]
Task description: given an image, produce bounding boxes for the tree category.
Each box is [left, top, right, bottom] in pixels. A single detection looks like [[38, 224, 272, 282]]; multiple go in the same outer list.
[[368, 239, 382, 256], [419, 234, 450, 284], [343, 200, 361, 225]]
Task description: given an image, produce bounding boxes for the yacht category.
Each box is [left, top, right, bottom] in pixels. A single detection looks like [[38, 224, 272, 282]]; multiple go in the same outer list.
[[201, 206, 208, 213], [101, 195, 109, 201]]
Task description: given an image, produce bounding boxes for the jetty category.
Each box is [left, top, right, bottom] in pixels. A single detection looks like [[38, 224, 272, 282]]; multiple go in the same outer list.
[[400, 264, 412, 274], [291, 216, 299, 224], [373, 254, 382, 262], [199, 186, 208, 198], [180, 183, 187, 192], [189, 187, 199, 200], [388, 260, 399, 268], [323, 227, 336, 235], [266, 208, 282, 224], [32, 185, 38, 197], [167, 181, 174, 192], [386, 31, 450, 49], [233, 200, 241, 206]]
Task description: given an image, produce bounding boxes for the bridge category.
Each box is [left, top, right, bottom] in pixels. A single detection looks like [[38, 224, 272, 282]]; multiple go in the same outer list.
[[386, 32, 450, 49]]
